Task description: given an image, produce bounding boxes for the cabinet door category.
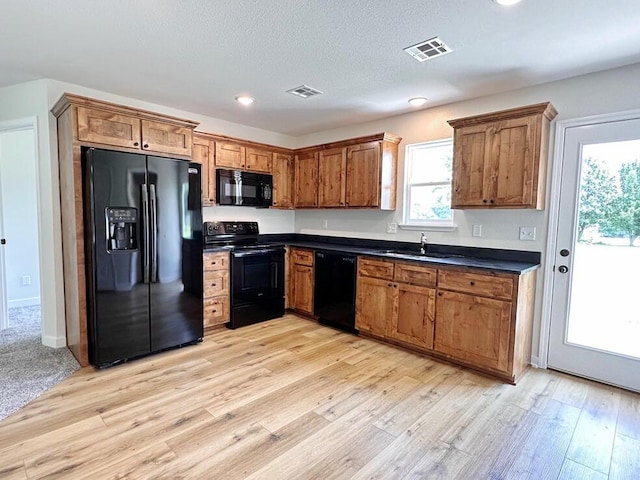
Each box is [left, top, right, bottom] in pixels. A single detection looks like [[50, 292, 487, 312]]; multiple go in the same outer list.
[[77, 106, 141, 149], [318, 147, 346, 207], [346, 141, 381, 207], [292, 264, 314, 314], [434, 290, 512, 373], [272, 153, 294, 209], [141, 120, 192, 157], [216, 141, 245, 169], [295, 151, 319, 207], [387, 283, 435, 349], [245, 146, 272, 173], [193, 137, 215, 206], [451, 124, 492, 208], [356, 275, 394, 337], [490, 116, 536, 207]]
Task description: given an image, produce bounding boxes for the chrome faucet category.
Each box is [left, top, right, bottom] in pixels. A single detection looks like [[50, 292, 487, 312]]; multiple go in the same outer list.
[[420, 232, 428, 254]]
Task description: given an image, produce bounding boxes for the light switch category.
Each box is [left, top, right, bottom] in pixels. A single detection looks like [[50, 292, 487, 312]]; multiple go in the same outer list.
[[472, 225, 482, 237]]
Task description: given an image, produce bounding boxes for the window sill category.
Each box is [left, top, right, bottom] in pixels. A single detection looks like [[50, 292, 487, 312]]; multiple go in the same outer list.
[[399, 223, 458, 232]]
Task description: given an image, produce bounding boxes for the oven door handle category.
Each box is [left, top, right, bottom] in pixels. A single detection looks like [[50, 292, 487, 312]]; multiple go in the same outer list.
[[232, 248, 281, 257], [271, 261, 278, 290]]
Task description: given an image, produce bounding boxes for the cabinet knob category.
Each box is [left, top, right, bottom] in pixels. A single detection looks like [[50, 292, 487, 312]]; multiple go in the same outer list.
[[438, 292, 443, 296], [211, 261, 216, 265], [211, 283, 217, 287], [388, 283, 392, 287], [273, 202, 277, 205], [212, 309, 217, 313], [143, 143, 149, 149], [490, 199, 495, 204], [470, 281, 475, 286], [133, 142, 139, 147], [482, 199, 487, 203], [340, 202, 344, 205]]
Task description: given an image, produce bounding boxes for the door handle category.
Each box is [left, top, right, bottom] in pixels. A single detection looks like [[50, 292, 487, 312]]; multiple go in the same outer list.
[[141, 184, 150, 284], [558, 265, 569, 274], [149, 184, 158, 283]]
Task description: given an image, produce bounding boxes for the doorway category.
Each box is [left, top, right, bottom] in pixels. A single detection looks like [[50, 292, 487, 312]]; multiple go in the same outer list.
[[0, 123, 41, 331], [547, 114, 640, 392]]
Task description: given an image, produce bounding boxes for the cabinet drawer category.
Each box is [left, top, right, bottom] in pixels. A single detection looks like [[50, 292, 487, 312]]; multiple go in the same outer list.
[[358, 257, 394, 280], [203, 251, 229, 271], [204, 296, 229, 327], [292, 249, 314, 266], [437, 270, 513, 301], [394, 262, 436, 287], [203, 269, 229, 297]]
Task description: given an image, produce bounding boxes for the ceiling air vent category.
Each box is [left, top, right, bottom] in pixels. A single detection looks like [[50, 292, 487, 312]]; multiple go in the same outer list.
[[286, 85, 323, 98], [404, 37, 452, 62]]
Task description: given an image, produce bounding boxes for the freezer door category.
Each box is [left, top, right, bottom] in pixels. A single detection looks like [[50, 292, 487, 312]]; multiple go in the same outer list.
[[85, 149, 151, 366], [146, 157, 203, 352]]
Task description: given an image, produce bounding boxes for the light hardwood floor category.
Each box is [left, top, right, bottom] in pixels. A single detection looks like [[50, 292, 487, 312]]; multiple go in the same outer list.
[[1, 314, 638, 479]]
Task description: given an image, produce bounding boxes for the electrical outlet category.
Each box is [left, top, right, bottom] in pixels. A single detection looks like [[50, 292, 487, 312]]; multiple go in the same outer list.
[[321, 219, 328, 229], [519, 226, 536, 241], [22, 275, 31, 286], [386, 223, 397, 234], [472, 224, 482, 237]]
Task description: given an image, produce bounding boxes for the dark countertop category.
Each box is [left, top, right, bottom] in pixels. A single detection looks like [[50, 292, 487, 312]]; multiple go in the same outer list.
[[205, 234, 540, 274]]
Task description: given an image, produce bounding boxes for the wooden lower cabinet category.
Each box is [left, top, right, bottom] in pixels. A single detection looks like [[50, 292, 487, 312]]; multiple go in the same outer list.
[[434, 290, 512, 373], [356, 258, 436, 350], [290, 248, 314, 314], [389, 283, 435, 350], [355, 276, 393, 337], [354, 255, 536, 383], [202, 251, 230, 329]]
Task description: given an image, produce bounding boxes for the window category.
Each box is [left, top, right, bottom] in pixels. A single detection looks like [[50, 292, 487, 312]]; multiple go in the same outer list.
[[402, 139, 454, 228]]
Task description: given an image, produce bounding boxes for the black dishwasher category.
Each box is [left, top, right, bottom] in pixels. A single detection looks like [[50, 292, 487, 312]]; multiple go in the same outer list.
[[314, 251, 358, 333]]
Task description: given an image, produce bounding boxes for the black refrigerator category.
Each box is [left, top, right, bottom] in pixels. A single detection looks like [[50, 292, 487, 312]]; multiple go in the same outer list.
[[83, 148, 203, 368]]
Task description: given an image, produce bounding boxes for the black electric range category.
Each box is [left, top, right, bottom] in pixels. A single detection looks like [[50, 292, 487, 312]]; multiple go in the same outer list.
[[204, 221, 285, 329]]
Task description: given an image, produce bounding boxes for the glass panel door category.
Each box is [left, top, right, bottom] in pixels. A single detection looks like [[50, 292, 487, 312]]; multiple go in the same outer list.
[[548, 117, 640, 392]]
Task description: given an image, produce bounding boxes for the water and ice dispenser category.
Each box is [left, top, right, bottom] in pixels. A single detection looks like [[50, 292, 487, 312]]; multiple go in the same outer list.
[[106, 207, 138, 251]]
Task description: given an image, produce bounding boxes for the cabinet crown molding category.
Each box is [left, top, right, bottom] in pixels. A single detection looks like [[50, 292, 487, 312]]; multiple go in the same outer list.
[[447, 102, 558, 129], [51, 93, 200, 128]]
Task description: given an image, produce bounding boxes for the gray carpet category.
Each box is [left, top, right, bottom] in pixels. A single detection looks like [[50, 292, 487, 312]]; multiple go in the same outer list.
[[0, 305, 79, 421]]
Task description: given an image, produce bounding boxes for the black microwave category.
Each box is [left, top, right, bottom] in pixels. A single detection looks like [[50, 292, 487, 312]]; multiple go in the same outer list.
[[216, 169, 273, 207]]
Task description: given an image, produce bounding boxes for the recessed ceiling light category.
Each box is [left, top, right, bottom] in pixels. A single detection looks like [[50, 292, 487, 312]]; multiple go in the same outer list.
[[235, 95, 255, 106], [493, 0, 522, 5], [408, 97, 428, 107]]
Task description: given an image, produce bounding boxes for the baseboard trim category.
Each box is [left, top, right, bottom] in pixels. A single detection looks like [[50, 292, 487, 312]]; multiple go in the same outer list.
[[42, 335, 67, 348], [530, 355, 541, 368], [8, 297, 41, 308]]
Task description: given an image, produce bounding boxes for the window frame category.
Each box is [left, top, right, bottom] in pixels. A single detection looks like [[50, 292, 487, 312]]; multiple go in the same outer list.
[[401, 138, 456, 230]]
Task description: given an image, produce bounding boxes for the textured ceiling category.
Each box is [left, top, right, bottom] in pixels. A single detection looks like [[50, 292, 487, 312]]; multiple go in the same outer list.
[[1, 0, 640, 135]]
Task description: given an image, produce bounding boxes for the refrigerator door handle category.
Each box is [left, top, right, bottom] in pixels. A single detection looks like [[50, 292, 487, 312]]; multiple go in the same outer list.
[[149, 184, 158, 283], [141, 184, 150, 284]]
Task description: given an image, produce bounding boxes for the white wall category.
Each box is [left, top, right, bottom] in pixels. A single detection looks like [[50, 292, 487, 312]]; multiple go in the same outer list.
[[293, 62, 640, 359], [0, 80, 65, 347], [203, 206, 294, 233], [0, 128, 41, 308]]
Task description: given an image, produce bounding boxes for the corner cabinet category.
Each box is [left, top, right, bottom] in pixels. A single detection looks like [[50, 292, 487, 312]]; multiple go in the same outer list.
[[448, 102, 557, 209]]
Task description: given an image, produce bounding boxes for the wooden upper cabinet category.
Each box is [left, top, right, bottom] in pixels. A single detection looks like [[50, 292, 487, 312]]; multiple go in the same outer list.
[[215, 141, 245, 169], [318, 147, 347, 207], [295, 150, 319, 207], [53, 94, 198, 159], [193, 134, 215, 206], [272, 152, 294, 209], [141, 120, 192, 157], [448, 102, 557, 209], [245, 146, 272, 173], [77, 106, 141, 149], [346, 141, 382, 208]]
